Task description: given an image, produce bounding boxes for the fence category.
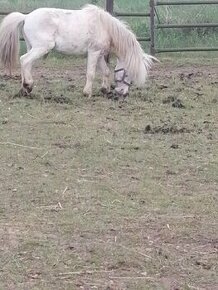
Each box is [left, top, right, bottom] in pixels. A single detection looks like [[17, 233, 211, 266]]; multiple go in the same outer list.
[[0, 1, 218, 55], [106, 0, 218, 55]]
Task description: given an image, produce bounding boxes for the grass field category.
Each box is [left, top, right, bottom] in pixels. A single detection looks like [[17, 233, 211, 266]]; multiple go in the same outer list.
[[0, 55, 218, 289]]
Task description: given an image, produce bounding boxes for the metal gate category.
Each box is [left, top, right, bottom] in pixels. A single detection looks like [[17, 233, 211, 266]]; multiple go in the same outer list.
[[106, 0, 218, 55], [1, 1, 218, 55]]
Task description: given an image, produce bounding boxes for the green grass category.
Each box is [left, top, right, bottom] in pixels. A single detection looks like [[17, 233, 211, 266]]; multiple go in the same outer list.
[[0, 56, 218, 289]]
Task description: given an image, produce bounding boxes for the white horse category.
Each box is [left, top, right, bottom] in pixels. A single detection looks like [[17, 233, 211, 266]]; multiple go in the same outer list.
[[0, 5, 156, 98]]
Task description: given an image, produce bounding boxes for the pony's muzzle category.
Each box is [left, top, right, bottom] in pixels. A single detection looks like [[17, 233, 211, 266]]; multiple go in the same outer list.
[[22, 82, 33, 95], [114, 88, 129, 100]]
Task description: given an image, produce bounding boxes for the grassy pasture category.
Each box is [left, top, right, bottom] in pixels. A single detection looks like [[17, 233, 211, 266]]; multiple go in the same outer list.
[[0, 55, 218, 289]]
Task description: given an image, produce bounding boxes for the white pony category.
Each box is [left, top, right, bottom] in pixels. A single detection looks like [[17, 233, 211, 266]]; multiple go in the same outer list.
[[0, 5, 156, 98]]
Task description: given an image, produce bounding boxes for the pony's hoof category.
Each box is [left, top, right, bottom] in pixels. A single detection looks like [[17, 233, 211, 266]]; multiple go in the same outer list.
[[12, 89, 27, 98], [106, 91, 114, 99], [13, 87, 32, 98], [100, 87, 110, 95], [110, 84, 116, 90], [23, 83, 33, 94], [113, 94, 119, 101], [84, 93, 92, 99], [20, 88, 30, 97], [83, 91, 92, 98]]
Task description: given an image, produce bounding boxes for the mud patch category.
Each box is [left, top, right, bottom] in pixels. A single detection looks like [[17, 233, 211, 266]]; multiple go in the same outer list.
[[44, 93, 73, 104], [12, 91, 73, 104], [12, 91, 37, 99], [144, 124, 191, 134], [0, 74, 21, 81], [162, 96, 186, 108]]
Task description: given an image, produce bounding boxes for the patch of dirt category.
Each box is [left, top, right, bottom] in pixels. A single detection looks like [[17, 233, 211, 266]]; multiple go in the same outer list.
[[43, 93, 73, 104], [144, 124, 191, 134], [162, 96, 186, 108], [0, 74, 21, 81], [151, 62, 218, 80]]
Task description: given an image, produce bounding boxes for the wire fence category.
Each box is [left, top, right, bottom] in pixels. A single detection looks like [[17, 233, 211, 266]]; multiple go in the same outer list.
[[0, 0, 218, 54], [106, 0, 218, 54]]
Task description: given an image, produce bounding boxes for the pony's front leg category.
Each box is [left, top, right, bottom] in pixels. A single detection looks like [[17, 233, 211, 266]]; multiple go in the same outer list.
[[83, 49, 101, 98], [98, 56, 111, 94]]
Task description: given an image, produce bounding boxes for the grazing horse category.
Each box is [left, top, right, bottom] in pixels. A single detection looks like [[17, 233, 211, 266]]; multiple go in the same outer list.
[[0, 5, 156, 98]]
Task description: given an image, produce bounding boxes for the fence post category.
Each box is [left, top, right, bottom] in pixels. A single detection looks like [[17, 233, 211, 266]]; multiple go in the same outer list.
[[105, 0, 114, 62], [106, 0, 114, 15], [150, 0, 155, 55]]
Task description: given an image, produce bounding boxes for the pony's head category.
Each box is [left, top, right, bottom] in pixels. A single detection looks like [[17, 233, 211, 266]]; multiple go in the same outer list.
[[113, 55, 158, 99], [114, 60, 132, 99]]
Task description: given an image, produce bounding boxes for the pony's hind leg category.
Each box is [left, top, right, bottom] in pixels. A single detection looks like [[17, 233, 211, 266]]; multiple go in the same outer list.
[[83, 49, 101, 98], [20, 31, 31, 90], [22, 28, 31, 52], [20, 44, 54, 95], [98, 56, 111, 95]]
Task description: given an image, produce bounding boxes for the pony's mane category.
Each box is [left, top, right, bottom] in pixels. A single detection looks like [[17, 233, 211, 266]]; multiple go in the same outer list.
[[82, 4, 156, 86]]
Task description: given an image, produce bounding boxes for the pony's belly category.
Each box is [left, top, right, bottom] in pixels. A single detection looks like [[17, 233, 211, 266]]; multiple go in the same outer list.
[[54, 38, 88, 55], [54, 22, 89, 55], [55, 43, 87, 55]]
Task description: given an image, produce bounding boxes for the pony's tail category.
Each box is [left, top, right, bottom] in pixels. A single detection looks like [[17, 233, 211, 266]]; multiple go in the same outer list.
[[98, 7, 157, 86], [0, 12, 26, 74]]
